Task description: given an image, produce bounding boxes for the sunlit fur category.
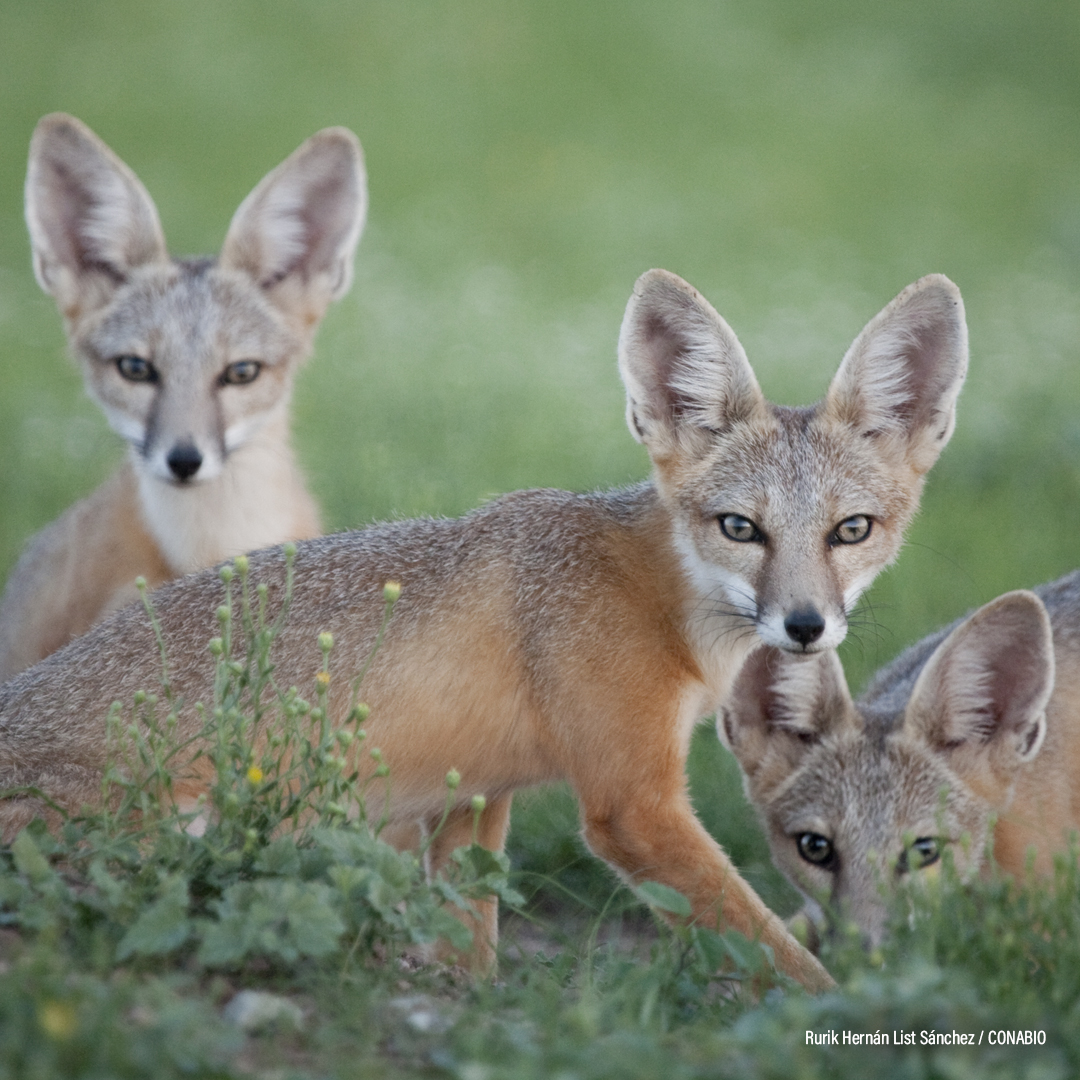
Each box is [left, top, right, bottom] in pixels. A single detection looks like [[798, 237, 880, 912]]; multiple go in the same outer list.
[[0, 114, 366, 678], [0, 269, 967, 991]]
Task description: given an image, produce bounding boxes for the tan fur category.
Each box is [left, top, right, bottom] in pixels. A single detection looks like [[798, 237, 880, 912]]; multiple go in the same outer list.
[[723, 571, 1080, 944], [0, 114, 366, 678], [0, 270, 969, 992]]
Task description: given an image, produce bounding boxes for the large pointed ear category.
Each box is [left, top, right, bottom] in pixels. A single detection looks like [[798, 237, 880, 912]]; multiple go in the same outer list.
[[25, 113, 168, 319], [219, 126, 366, 329], [824, 274, 967, 475], [905, 591, 1054, 781], [720, 646, 854, 785], [617, 270, 769, 460]]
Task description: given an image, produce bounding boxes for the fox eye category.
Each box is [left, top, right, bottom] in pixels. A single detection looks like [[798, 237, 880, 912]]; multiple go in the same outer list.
[[897, 837, 940, 873], [221, 360, 262, 385], [796, 832, 835, 868], [831, 515, 871, 545], [115, 355, 157, 383], [719, 514, 764, 543]]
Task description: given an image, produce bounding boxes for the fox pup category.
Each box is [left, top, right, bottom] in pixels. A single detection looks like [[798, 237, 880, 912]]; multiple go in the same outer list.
[[0, 114, 367, 679], [0, 269, 968, 991], [722, 571, 1080, 946]]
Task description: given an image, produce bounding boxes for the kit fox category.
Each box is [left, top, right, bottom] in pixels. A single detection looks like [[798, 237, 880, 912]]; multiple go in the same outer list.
[[0, 113, 367, 679], [0, 269, 968, 991], [722, 571, 1080, 946]]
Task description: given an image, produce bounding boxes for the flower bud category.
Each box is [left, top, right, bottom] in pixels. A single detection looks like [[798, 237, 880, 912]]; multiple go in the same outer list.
[[446, 768, 461, 790], [383, 580, 402, 604]]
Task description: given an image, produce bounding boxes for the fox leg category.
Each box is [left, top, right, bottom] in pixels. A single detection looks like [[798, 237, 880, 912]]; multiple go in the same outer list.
[[577, 765, 835, 992], [424, 794, 513, 974]]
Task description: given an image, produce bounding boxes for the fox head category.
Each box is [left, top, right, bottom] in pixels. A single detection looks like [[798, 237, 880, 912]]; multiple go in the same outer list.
[[25, 114, 366, 485], [618, 269, 968, 657], [720, 591, 1055, 943]]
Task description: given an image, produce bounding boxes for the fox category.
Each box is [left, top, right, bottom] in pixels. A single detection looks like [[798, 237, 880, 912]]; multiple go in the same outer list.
[[0, 268, 968, 991], [721, 570, 1080, 947], [0, 113, 367, 680]]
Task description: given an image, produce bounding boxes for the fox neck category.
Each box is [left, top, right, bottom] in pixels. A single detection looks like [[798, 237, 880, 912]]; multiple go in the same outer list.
[[133, 410, 320, 575]]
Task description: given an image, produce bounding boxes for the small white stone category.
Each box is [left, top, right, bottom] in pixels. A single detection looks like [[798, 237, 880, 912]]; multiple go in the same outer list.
[[388, 994, 455, 1034], [223, 990, 303, 1033]]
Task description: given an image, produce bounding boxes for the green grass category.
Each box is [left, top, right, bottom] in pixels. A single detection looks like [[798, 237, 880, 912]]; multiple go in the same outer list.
[[1, 0, 1079, 1075]]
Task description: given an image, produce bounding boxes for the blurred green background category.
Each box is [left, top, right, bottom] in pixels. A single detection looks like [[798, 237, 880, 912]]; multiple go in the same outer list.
[[1, 0, 1078, 917]]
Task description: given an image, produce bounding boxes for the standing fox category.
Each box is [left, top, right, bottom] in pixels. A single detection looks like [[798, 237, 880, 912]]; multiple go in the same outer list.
[[0, 114, 367, 679], [0, 269, 968, 991], [722, 571, 1080, 946]]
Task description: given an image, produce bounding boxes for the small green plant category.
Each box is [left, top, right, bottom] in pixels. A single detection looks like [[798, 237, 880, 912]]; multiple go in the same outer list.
[[0, 551, 524, 1075]]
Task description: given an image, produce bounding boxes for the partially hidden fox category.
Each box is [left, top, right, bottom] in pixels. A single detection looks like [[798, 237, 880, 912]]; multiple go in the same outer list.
[[722, 570, 1080, 946], [0, 113, 367, 679], [0, 269, 969, 991]]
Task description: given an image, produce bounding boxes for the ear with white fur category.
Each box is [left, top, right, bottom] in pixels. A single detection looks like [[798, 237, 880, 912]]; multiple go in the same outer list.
[[617, 270, 768, 460], [25, 113, 168, 318], [824, 274, 968, 475], [905, 591, 1054, 776], [720, 646, 854, 783], [219, 127, 366, 328]]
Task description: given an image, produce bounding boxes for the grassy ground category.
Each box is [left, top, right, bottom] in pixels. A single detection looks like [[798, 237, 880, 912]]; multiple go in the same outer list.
[[0, 1, 1079, 1075]]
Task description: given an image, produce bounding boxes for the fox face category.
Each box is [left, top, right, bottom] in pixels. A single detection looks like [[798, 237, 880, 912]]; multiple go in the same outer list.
[[75, 260, 306, 483], [25, 114, 366, 486], [722, 589, 1057, 943], [619, 270, 969, 657]]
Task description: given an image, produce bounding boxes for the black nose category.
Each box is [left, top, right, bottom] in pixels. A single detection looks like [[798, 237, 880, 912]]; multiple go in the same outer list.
[[166, 442, 203, 481], [784, 608, 826, 647]]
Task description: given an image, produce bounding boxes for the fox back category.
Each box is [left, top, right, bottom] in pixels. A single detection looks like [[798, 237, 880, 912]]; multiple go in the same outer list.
[[0, 268, 968, 990], [0, 114, 367, 678], [723, 570, 1080, 944]]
